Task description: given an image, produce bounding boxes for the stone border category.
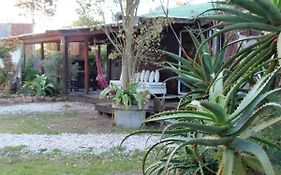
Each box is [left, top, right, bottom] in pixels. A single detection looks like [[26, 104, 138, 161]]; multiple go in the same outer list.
[[0, 94, 67, 104]]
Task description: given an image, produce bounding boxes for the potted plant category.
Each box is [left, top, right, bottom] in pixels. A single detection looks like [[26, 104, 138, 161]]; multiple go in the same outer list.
[[100, 82, 148, 128]]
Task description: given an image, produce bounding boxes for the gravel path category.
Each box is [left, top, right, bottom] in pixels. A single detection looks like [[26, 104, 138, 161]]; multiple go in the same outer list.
[[0, 102, 158, 154], [0, 133, 157, 154], [0, 102, 97, 115]]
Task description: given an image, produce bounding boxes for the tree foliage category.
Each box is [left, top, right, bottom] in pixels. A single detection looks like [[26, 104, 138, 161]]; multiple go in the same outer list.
[[72, 0, 101, 27], [15, 0, 57, 24]]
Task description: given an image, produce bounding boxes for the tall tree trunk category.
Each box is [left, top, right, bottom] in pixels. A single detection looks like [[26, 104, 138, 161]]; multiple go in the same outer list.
[[120, 0, 140, 88]]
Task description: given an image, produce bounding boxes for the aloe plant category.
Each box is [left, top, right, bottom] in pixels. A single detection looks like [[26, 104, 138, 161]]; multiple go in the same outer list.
[[162, 29, 226, 106], [199, 0, 281, 84], [123, 66, 281, 175]]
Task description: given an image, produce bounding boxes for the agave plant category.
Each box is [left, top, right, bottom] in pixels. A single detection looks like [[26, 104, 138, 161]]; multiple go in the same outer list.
[[123, 66, 281, 175]]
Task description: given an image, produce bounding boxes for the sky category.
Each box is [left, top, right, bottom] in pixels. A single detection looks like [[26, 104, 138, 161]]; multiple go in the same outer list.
[[0, 0, 208, 32]]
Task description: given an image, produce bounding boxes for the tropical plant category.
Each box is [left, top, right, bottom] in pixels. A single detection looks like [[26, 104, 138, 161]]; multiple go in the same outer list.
[[99, 82, 148, 110], [20, 74, 55, 96], [123, 66, 281, 175]]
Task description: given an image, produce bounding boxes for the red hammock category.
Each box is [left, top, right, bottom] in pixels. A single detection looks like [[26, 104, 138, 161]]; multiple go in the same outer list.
[[93, 39, 108, 89]]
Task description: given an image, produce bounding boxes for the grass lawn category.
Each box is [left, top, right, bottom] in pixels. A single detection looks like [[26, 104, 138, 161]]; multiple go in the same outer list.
[[0, 111, 118, 134], [0, 146, 143, 175], [0, 108, 149, 174]]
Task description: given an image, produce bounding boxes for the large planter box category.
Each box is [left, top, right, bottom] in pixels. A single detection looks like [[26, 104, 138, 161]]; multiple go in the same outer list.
[[112, 104, 147, 128]]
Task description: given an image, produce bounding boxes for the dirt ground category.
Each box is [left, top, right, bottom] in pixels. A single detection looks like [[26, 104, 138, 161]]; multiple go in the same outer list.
[[51, 111, 116, 134]]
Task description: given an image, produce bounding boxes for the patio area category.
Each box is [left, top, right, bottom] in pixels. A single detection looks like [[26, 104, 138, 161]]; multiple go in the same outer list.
[[67, 89, 179, 115]]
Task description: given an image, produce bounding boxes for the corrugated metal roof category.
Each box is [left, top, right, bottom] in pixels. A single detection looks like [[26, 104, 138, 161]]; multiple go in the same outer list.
[[144, 2, 214, 19]]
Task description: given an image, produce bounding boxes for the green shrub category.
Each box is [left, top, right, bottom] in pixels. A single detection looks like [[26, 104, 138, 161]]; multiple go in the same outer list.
[[22, 61, 39, 82], [100, 83, 148, 110], [0, 68, 8, 86], [20, 74, 55, 96]]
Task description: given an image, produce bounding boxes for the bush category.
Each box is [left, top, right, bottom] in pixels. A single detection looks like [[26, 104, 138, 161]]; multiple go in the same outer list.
[[22, 61, 39, 82], [0, 68, 8, 87], [20, 74, 55, 96]]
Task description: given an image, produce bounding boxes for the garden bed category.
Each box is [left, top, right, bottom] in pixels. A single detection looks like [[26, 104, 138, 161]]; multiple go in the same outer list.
[[0, 93, 67, 104]]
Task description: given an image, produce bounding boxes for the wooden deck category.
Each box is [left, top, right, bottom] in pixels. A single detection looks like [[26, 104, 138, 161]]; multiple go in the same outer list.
[[67, 90, 179, 115]]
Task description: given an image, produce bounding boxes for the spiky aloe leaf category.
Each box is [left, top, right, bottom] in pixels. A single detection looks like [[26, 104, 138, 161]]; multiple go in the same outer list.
[[203, 7, 268, 23], [161, 50, 200, 76], [277, 32, 281, 65], [226, 102, 281, 136], [209, 71, 224, 104], [231, 138, 275, 175], [226, 39, 274, 85], [162, 66, 205, 84], [254, 0, 281, 25], [148, 110, 215, 121], [222, 148, 234, 175], [200, 101, 227, 124], [163, 137, 233, 172], [228, 67, 281, 119], [229, 0, 270, 20], [146, 112, 213, 122], [224, 33, 276, 70], [161, 122, 229, 135], [199, 15, 255, 23]]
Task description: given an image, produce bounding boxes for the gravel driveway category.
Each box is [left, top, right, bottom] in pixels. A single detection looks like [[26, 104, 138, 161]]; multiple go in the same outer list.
[[0, 133, 157, 154], [0, 102, 158, 154], [0, 102, 97, 115]]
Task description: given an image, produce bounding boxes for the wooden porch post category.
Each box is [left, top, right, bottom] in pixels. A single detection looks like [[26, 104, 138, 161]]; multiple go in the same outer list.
[[56, 42, 60, 51], [84, 38, 89, 94], [22, 43, 26, 67], [40, 43, 44, 74], [61, 36, 69, 95]]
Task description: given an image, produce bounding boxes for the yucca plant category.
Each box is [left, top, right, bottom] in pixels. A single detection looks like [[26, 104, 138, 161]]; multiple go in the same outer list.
[[123, 66, 281, 175]]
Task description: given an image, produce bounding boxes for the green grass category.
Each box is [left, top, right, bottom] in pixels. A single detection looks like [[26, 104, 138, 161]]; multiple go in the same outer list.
[[0, 112, 75, 134], [0, 147, 143, 175], [0, 111, 153, 135]]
